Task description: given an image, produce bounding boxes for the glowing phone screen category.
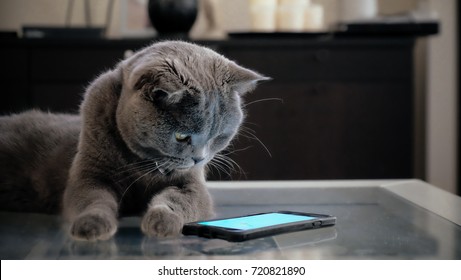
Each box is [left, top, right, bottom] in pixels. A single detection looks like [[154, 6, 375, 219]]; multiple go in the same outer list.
[[197, 213, 315, 230]]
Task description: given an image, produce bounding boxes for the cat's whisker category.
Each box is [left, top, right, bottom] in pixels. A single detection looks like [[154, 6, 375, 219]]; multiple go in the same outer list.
[[213, 163, 231, 178], [243, 97, 283, 108], [113, 162, 160, 184], [155, 159, 173, 175], [210, 152, 246, 179], [238, 127, 272, 157], [119, 167, 155, 204], [114, 158, 170, 186], [143, 160, 170, 194], [240, 124, 257, 134], [205, 161, 221, 178], [119, 160, 170, 203], [217, 154, 242, 170], [115, 158, 162, 172], [115, 161, 159, 177], [214, 153, 246, 177], [212, 158, 233, 173], [164, 161, 177, 173], [209, 155, 227, 170], [221, 145, 252, 156], [207, 159, 232, 178], [116, 159, 153, 169]]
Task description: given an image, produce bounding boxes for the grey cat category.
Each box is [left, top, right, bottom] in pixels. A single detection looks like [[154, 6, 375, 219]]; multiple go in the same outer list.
[[0, 41, 268, 241]]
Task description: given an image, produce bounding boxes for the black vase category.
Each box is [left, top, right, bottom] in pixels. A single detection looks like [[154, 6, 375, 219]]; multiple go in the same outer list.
[[148, 0, 198, 38]]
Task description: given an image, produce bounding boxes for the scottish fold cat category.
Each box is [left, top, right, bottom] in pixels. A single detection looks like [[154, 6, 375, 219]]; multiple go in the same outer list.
[[0, 41, 268, 241]]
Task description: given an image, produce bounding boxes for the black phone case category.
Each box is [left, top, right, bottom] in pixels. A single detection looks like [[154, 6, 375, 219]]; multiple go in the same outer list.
[[182, 211, 336, 242]]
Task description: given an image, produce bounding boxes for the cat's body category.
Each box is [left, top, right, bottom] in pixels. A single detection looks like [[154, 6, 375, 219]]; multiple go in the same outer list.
[[0, 41, 267, 241], [0, 111, 80, 213]]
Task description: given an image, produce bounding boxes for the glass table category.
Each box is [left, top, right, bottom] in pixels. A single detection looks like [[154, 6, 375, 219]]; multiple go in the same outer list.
[[1, 179, 460, 259]]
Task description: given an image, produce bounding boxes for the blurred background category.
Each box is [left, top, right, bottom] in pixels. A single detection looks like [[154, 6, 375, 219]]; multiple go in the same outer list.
[[0, 0, 443, 38], [0, 0, 458, 195]]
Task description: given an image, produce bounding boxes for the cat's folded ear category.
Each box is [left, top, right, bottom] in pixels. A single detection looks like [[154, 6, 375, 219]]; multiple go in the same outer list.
[[227, 62, 271, 95], [146, 88, 184, 107], [131, 70, 184, 106]]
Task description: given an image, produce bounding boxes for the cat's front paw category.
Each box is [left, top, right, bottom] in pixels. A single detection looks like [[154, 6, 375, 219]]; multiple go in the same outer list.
[[70, 211, 117, 241], [141, 205, 184, 238]]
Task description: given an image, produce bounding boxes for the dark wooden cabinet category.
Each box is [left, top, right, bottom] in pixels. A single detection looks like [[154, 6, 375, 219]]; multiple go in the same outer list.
[[219, 38, 416, 180], [1, 47, 29, 113], [0, 37, 422, 181]]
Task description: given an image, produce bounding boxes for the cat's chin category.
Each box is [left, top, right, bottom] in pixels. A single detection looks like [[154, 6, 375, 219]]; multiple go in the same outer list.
[[174, 163, 206, 174], [157, 163, 195, 175], [174, 164, 197, 172], [174, 167, 192, 173]]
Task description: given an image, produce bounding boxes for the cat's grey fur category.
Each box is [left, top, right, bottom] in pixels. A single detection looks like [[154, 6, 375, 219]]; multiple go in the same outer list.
[[0, 41, 267, 241]]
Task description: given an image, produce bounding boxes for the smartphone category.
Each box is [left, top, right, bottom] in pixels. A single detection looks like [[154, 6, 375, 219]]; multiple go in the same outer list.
[[182, 211, 336, 242]]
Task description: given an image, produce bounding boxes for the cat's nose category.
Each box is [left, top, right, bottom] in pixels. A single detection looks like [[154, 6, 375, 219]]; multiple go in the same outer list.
[[192, 157, 205, 164]]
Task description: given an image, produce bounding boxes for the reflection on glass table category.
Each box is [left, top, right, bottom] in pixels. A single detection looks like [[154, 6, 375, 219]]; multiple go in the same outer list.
[[0, 179, 460, 259]]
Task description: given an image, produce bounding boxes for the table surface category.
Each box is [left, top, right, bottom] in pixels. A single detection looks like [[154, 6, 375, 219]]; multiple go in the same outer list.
[[1, 179, 460, 259]]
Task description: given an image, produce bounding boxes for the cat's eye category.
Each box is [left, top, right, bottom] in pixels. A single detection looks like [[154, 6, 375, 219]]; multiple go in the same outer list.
[[175, 132, 190, 143]]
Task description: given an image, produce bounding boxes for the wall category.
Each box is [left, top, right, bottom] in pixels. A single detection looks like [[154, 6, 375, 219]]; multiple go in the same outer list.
[[426, 0, 458, 194], [0, 0, 420, 38], [0, 0, 117, 36]]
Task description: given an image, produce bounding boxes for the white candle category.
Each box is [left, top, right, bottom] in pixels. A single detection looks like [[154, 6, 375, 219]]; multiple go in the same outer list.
[[339, 0, 377, 22], [249, 0, 277, 6], [278, 0, 310, 5], [276, 0, 309, 31], [304, 3, 324, 31], [249, 0, 278, 32]]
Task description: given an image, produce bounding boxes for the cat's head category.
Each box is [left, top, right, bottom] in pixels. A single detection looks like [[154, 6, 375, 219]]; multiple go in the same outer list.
[[115, 41, 268, 174]]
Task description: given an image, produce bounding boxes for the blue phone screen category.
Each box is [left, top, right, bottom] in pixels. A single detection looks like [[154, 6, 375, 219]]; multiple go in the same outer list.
[[198, 213, 315, 230]]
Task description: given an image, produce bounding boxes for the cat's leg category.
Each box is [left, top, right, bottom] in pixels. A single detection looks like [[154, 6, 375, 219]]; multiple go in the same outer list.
[[58, 68, 123, 241], [63, 181, 119, 241], [141, 182, 213, 237]]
